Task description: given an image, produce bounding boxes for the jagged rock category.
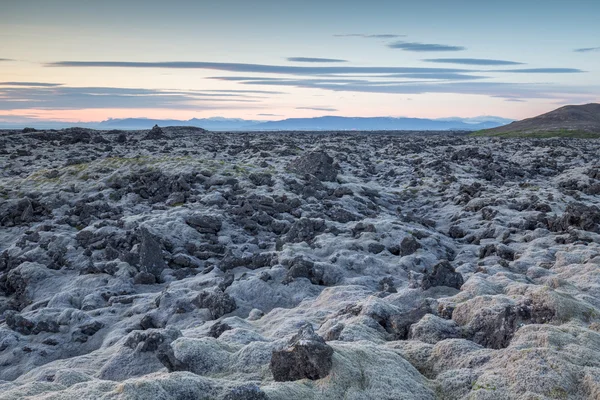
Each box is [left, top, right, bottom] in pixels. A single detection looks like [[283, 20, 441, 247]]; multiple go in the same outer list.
[[283, 257, 325, 285], [270, 324, 334, 381], [144, 125, 165, 140], [193, 288, 237, 319], [185, 214, 222, 234], [398, 235, 421, 256], [138, 227, 166, 279], [548, 202, 600, 233], [208, 321, 232, 338], [284, 218, 326, 243], [286, 150, 339, 181], [420, 260, 464, 290]]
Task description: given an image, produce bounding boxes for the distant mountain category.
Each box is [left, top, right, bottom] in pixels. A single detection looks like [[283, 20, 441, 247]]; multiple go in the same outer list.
[[93, 116, 511, 131], [0, 115, 512, 132], [98, 117, 259, 131], [246, 116, 509, 131], [478, 103, 600, 137]]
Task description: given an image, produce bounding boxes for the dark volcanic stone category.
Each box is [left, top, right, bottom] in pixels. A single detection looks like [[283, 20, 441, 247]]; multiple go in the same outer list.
[[399, 235, 421, 256], [144, 125, 166, 140], [138, 228, 167, 279], [193, 289, 237, 319], [270, 324, 333, 382], [548, 202, 600, 233], [185, 214, 222, 234], [284, 218, 326, 244], [421, 260, 464, 290], [286, 150, 339, 182], [208, 321, 232, 338]]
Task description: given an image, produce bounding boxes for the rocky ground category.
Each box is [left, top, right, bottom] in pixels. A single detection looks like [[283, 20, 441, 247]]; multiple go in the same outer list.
[[1, 126, 600, 399]]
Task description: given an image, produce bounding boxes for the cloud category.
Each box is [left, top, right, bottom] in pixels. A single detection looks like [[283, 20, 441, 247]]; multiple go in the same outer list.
[[257, 113, 284, 117], [296, 106, 338, 112], [0, 86, 265, 111], [0, 58, 14, 62], [48, 61, 473, 75], [287, 57, 347, 63], [574, 47, 600, 53], [493, 68, 584, 73], [209, 76, 597, 104], [388, 41, 466, 52], [212, 72, 487, 82], [423, 58, 524, 66], [334, 34, 405, 39], [203, 89, 285, 94], [0, 82, 63, 87]]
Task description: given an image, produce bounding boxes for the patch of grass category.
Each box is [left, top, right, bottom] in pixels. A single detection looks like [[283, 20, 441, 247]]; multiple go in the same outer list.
[[548, 387, 568, 399], [471, 129, 600, 139], [471, 382, 496, 391]]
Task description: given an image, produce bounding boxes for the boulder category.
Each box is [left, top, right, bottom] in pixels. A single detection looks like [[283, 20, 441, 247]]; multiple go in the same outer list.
[[270, 324, 334, 381]]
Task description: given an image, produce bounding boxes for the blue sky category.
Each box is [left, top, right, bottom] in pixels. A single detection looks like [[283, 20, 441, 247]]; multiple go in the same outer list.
[[1, 0, 599, 122]]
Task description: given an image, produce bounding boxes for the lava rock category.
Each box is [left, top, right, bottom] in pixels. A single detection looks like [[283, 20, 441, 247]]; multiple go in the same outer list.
[[138, 227, 167, 279], [420, 260, 464, 290], [270, 324, 334, 381], [286, 150, 339, 182], [193, 288, 237, 319]]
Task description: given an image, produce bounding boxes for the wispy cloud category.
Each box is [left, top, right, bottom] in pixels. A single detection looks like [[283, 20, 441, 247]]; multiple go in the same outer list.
[[47, 61, 473, 75], [258, 113, 284, 117], [0, 82, 63, 87], [493, 68, 584, 73], [202, 89, 286, 94], [287, 57, 347, 63], [296, 106, 338, 112], [423, 58, 524, 66], [334, 34, 405, 39], [0, 86, 264, 111], [388, 41, 466, 52], [0, 58, 14, 62], [210, 76, 597, 103], [574, 47, 600, 53]]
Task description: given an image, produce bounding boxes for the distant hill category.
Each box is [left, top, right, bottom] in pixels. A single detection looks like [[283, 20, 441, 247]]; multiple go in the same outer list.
[[98, 117, 259, 131], [94, 116, 511, 132], [246, 116, 509, 131], [0, 115, 512, 132], [476, 103, 600, 137]]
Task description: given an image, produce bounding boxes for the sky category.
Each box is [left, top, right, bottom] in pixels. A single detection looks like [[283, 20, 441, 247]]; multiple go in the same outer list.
[[1, 0, 599, 124]]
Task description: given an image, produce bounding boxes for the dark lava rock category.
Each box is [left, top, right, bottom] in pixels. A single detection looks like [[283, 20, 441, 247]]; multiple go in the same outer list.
[[115, 132, 127, 143], [368, 242, 386, 254], [185, 214, 222, 234], [398, 235, 421, 256], [284, 218, 326, 243], [420, 260, 464, 290], [384, 302, 431, 340], [133, 271, 157, 285], [193, 288, 237, 319], [124, 328, 181, 352], [144, 125, 166, 140], [138, 228, 167, 279], [283, 257, 325, 285], [208, 321, 232, 338], [378, 277, 397, 293], [286, 151, 339, 182], [448, 225, 466, 239], [270, 324, 334, 382], [0, 198, 48, 227], [548, 202, 600, 233]]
